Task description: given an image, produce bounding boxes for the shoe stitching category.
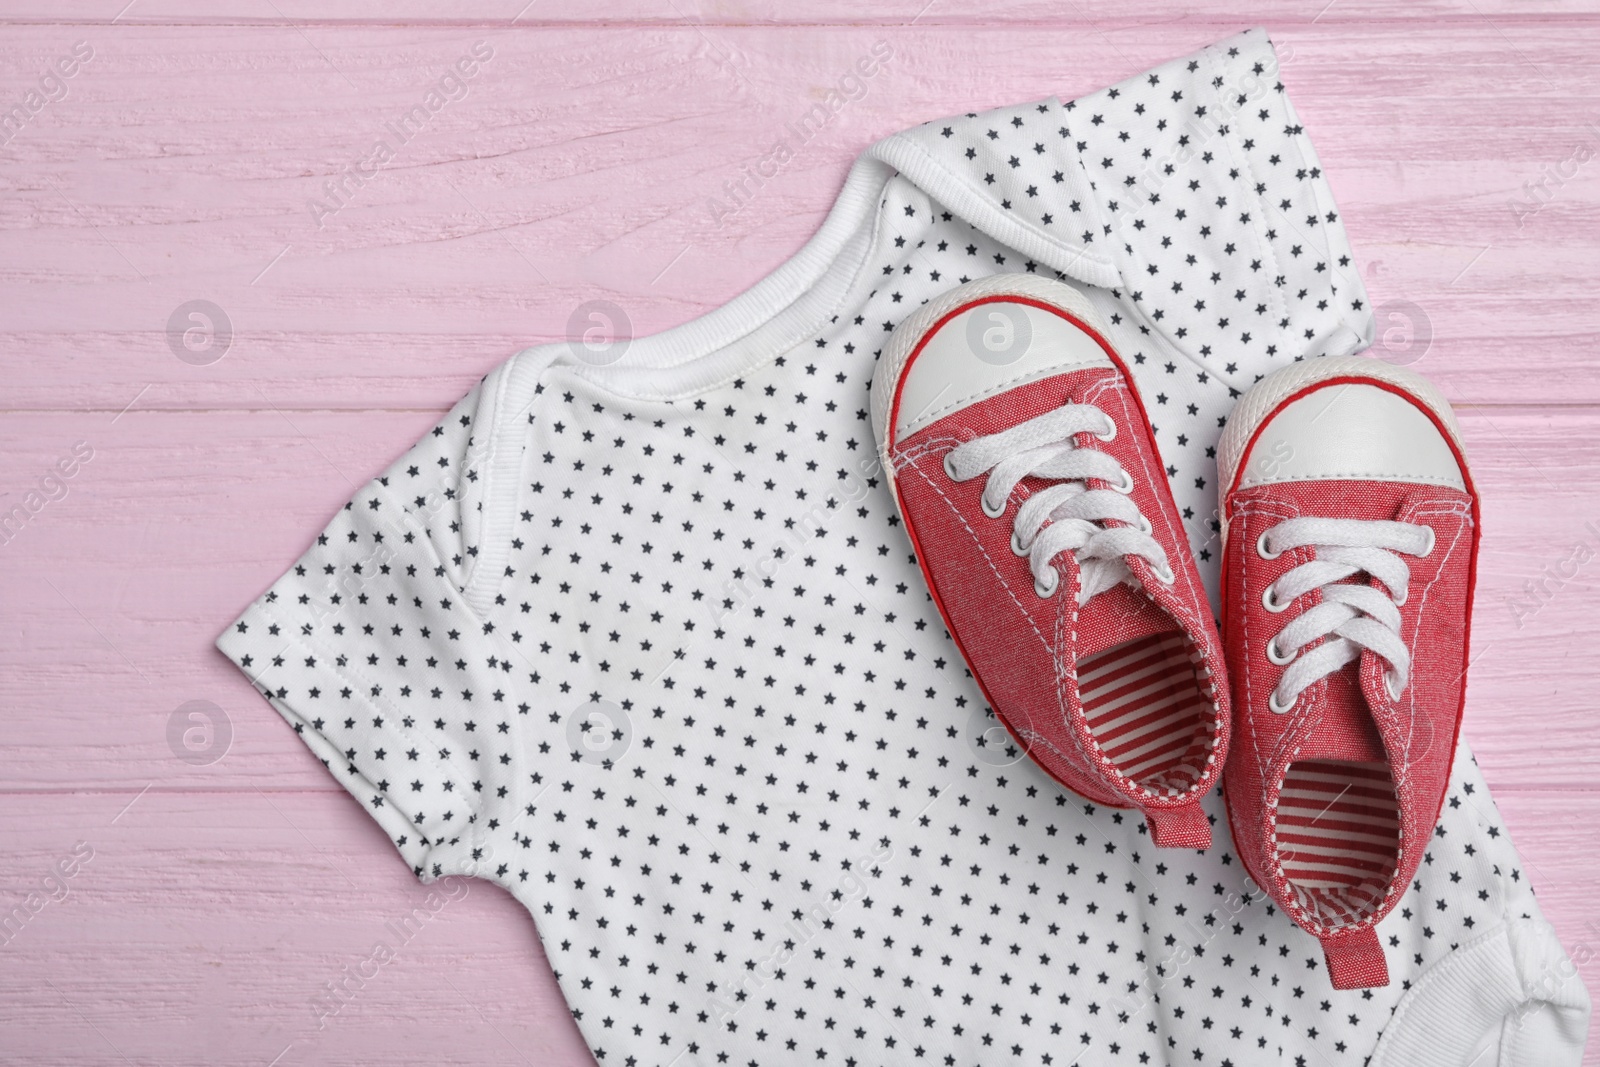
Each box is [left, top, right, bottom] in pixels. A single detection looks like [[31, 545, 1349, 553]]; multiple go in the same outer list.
[[896, 439, 1108, 782], [1233, 496, 1333, 931], [1243, 492, 1473, 937], [1368, 496, 1473, 922], [902, 440, 1142, 797], [895, 441, 1056, 657], [1071, 374, 1224, 802], [1090, 377, 1223, 687], [899, 405, 1210, 807]]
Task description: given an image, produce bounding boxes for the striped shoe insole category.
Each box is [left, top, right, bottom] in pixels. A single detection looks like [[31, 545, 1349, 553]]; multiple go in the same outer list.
[[1274, 759, 1400, 926], [1078, 631, 1216, 796]]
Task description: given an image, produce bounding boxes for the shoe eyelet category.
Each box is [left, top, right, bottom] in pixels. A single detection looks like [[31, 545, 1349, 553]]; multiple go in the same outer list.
[[1033, 568, 1060, 599], [1261, 583, 1290, 613], [1266, 638, 1296, 666], [1384, 672, 1406, 701], [1135, 515, 1154, 536], [1110, 469, 1135, 495], [981, 493, 1006, 519], [1152, 562, 1175, 585], [1418, 525, 1436, 557], [942, 453, 960, 481], [1256, 531, 1281, 560], [1010, 529, 1030, 557], [1268, 689, 1295, 715], [1094, 417, 1117, 443]]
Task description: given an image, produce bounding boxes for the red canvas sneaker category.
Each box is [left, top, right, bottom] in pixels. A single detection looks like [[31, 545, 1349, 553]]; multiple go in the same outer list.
[[1217, 357, 1479, 989], [871, 275, 1230, 848]]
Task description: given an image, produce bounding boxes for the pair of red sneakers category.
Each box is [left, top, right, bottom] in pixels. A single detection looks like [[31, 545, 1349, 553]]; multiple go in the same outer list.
[[872, 276, 1478, 990]]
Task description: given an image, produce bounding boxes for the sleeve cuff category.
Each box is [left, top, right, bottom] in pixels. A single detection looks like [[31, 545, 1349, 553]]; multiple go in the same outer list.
[[217, 590, 489, 883], [1367, 916, 1591, 1067]]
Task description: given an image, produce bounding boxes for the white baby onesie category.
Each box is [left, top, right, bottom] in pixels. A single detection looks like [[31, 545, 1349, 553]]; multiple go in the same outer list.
[[219, 28, 1589, 1067]]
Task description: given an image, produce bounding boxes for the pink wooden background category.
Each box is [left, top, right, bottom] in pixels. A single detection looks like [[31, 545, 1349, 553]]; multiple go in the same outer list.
[[1, 4, 1596, 1064]]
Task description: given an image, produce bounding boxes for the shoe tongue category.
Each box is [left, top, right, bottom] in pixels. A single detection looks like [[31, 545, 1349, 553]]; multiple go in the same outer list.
[[1075, 581, 1178, 660], [1300, 668, 1386, 762]]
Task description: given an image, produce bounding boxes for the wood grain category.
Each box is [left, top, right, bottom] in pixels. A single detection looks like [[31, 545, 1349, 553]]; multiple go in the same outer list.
[[0, 25, 1595, 409], [0, 9, 1595, 1065], [6, 3, 1600, 24]]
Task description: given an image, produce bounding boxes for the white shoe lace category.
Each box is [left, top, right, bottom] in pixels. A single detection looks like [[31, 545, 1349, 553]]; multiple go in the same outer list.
[[943, 403, 1173, 604], [1256, 517, 1437, 714]]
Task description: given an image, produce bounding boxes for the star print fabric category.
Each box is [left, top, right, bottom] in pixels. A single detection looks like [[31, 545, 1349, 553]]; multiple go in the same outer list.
[[218, 28, 1589, 1067], [220, 380, 522, 880]]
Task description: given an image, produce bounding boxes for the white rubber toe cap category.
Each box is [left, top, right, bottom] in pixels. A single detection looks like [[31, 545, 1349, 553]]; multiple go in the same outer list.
[[871, 274, 1114, 455], [1220, 357, 1468, 495]]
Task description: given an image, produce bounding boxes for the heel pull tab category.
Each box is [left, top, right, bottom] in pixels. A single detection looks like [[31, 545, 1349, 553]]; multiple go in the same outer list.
[[1145, 801, 1211, 849], [1323, 926, 1390, 989]]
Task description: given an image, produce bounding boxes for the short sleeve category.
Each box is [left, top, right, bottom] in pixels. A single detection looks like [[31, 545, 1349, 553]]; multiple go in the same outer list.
[[217, 380, 525, 882], [871, 28, 1374, 388], [1076, 28, 1375, 376]]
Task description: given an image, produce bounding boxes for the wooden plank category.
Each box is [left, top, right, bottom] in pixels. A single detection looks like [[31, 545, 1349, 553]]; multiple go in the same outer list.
[[0, 25, 1595, 408]]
